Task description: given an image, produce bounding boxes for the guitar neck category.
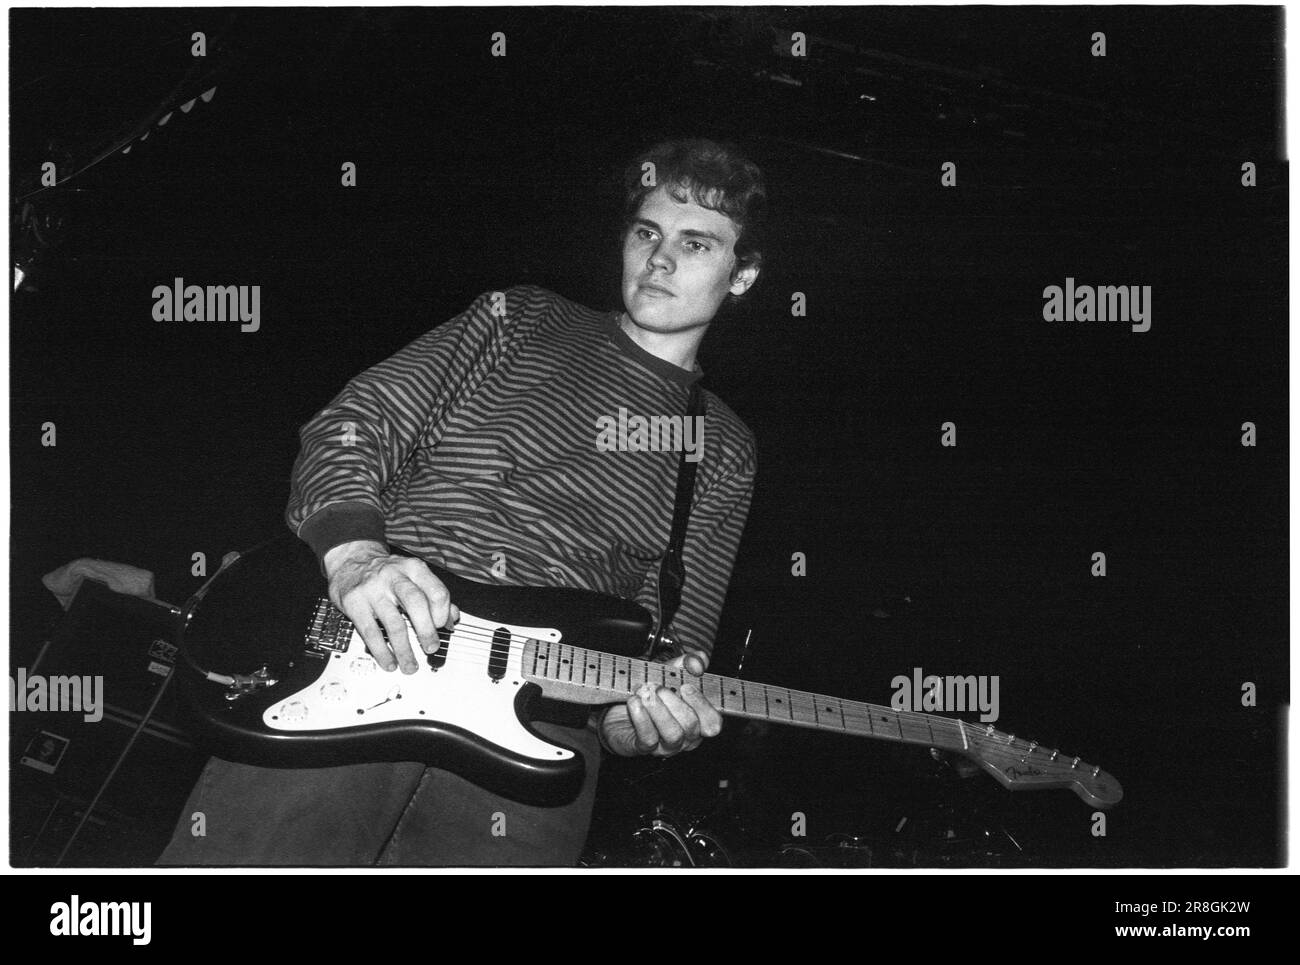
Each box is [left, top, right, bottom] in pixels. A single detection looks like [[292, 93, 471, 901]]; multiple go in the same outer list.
[[524, 636, 1123, 809], [524, 639, 981, 756]]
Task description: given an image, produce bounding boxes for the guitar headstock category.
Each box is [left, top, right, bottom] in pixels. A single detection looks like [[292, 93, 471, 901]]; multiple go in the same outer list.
[[963, 724, 1123, 809]]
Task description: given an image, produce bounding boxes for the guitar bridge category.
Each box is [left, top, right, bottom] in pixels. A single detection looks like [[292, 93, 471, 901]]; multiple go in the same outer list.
[[305, 598, 353, 657]]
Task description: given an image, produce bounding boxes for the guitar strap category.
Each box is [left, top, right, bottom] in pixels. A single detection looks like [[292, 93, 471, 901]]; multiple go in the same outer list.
[[650, 380, 705, 657]]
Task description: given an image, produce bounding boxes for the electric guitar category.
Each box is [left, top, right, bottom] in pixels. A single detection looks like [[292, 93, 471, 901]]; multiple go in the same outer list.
[[178, 535, 1123, 808]]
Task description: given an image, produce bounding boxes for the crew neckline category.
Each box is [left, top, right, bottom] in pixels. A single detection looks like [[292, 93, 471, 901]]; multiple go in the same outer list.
[[605, 311, 703, 387]]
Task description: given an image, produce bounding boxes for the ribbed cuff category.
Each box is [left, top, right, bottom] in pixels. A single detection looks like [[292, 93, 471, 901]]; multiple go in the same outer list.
[[296, 502, 388, 565]]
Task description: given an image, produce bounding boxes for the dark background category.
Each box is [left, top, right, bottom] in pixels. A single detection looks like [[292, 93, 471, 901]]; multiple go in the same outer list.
[[9, 6, 1287, 866]]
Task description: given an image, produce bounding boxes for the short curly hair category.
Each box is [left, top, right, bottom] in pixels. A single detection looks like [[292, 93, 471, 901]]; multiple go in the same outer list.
[[622, 138, 768, 281]]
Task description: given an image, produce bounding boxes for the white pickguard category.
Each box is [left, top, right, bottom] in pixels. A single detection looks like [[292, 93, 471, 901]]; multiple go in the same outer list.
[[263, 612, 571, 764]]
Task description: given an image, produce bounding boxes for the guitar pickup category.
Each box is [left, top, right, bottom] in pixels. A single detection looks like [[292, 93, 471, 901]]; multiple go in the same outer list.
[[427, 627, 451, 671], [488, 627, 511, 682]]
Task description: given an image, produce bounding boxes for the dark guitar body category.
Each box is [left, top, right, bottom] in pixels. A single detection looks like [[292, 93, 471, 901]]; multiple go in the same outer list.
[[177, 534, 653, 805]]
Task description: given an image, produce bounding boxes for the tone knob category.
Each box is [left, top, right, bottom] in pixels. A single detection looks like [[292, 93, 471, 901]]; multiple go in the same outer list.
[[321, 681, 347, 702], [281, 700, 308, 721]]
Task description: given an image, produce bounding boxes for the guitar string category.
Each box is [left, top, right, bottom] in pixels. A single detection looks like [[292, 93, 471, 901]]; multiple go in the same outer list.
[[289, 658, 1093, 776], [332, 632, 944, 728], [292, 627, 1083, 765], [326, 624, 994, 738], [304, 606, 1096, 768]]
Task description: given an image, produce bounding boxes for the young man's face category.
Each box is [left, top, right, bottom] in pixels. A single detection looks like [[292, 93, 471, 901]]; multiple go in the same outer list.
[[621, 184, 758, 337]]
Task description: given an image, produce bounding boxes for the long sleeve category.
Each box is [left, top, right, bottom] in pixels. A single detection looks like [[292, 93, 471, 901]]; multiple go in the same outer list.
[[285, 289, 513, 562]]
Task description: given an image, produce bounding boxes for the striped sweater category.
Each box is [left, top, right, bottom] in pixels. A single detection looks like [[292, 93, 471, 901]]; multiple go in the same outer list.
[[285, 285, 757, 661]]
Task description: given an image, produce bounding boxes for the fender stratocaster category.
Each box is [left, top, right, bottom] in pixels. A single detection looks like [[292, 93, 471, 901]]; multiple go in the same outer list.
[[177, 535, 1123, 808]]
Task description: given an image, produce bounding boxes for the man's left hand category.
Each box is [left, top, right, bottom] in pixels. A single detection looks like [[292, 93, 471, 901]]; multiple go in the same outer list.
[[598, 653, 722, 757]]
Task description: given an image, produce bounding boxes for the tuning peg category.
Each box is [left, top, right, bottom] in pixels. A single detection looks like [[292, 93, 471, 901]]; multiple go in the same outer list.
[[1070, 757, 1080, 769]]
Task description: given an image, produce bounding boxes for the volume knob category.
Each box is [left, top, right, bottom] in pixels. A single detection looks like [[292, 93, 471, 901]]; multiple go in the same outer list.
[[281, 700, 308, 721]]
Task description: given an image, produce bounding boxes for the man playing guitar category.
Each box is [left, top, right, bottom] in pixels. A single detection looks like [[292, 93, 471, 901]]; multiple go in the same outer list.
[[158, 138, 765, 865]]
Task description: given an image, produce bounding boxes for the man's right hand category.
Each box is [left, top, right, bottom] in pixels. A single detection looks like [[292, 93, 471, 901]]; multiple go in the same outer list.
[[322, 539, 458, 674]]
